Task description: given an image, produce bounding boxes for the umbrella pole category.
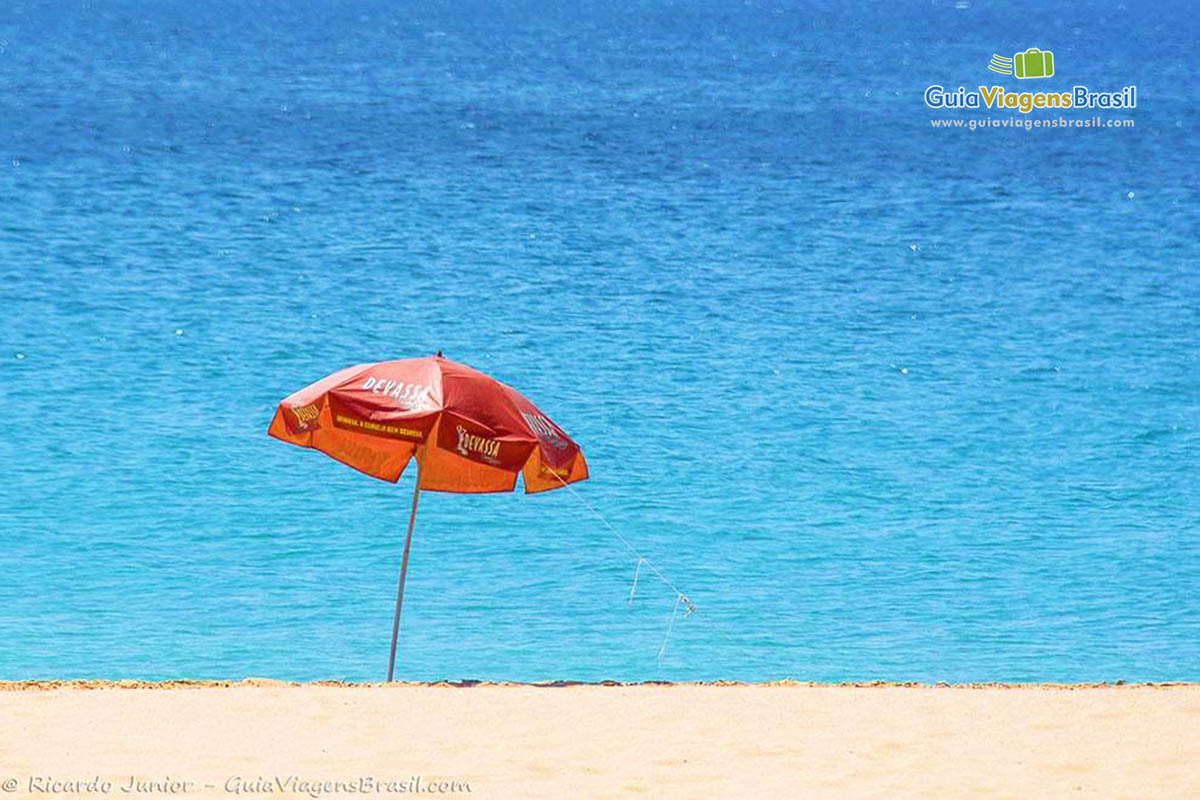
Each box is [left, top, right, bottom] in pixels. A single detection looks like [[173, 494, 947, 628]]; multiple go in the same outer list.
[[386, 449, 424, 682]]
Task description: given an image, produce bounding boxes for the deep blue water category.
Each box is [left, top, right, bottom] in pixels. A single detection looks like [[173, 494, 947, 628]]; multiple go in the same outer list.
[[0, 0, 1197, 683]]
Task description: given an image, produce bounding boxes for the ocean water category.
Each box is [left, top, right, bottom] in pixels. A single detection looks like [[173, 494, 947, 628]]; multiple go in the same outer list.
[[0, 0, 1197, 683]]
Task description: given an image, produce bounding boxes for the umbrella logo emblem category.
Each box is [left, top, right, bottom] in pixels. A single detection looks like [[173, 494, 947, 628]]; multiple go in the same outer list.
[[291, 402, 320, 429], [455, 425, 501, 464], [522, 411, 570, 450], [361, 376, 435, 411]]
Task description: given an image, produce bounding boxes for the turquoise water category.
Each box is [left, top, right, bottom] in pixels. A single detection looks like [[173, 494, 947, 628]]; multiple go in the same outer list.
[[0, 1, 1197, 683]]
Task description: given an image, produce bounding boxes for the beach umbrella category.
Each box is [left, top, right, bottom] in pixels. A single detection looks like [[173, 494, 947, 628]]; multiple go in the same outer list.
[[267, 352, 588, 681]]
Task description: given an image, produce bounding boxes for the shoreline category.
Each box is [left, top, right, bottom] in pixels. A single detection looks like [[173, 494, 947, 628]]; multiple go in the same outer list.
[[1, 678, 1196, 691]]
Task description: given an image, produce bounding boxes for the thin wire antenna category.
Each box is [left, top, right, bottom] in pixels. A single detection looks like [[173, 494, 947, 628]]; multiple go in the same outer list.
[[552, 472, 696, 613], [552, 474, 769, 664], [628, 557, 645, 605], [550, 471, 747, 669], [658, 594, 683, 667]]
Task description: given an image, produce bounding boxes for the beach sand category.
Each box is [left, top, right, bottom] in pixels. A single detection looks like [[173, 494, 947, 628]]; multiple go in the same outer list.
[[1, 681, 1197, 799]]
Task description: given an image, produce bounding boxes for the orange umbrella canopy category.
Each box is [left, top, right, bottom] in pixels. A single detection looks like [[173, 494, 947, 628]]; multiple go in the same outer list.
[[268, 353, 588, 494]]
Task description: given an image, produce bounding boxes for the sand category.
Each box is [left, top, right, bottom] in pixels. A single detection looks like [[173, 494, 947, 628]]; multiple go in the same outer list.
[[1, 681, 1198, 799]]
